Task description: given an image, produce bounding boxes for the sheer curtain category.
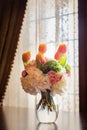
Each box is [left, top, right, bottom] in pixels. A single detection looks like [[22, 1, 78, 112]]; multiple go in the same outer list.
[[3, 0, 79, 111]]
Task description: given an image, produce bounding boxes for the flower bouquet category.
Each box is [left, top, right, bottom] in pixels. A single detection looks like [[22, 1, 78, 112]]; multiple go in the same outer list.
[[20, 43, 71, 122]]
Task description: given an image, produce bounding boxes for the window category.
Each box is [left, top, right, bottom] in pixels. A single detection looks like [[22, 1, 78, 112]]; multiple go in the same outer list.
[[3, 0, 79, 111]]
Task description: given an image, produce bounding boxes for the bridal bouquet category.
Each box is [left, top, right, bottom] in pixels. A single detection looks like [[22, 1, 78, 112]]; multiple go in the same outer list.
[[20, 43, 71, 111]]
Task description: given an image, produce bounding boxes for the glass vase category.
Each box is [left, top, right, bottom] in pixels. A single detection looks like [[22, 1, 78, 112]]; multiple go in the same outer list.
[[36, 90, 59, 123]]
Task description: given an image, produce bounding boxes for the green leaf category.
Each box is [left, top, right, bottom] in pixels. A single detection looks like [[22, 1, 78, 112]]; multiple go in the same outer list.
[[36, 59, 43, 70], [43, 60, 62, 73], [65, 64, 71, 72], [23, 62, 28, 67], [60, 55, 66, 67]]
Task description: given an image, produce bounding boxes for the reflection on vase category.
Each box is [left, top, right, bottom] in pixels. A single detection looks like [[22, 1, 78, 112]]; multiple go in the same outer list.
[[37, 123, 58, 130]]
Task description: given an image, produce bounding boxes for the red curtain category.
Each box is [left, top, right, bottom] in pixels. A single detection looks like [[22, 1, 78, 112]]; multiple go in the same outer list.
[[79, 0, 87, 114], [0, 0, 27, 103]]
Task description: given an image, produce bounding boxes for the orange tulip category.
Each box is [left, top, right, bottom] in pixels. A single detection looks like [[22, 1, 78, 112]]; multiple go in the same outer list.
[[39, 43, 47, 53], [36, 53, 46, 64], [58, 44, 67, 53], [22, 51, 31, 62]]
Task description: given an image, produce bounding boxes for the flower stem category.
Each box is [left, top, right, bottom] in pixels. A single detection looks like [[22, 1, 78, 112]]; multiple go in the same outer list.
[[37, 90, 56, 112]]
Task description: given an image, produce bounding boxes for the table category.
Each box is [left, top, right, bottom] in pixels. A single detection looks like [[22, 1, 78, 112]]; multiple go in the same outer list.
[[0, 106, 87, 130]]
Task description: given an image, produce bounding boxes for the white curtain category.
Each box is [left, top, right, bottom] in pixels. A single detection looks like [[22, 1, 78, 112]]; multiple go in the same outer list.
[[3, 0, 79, 112]]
